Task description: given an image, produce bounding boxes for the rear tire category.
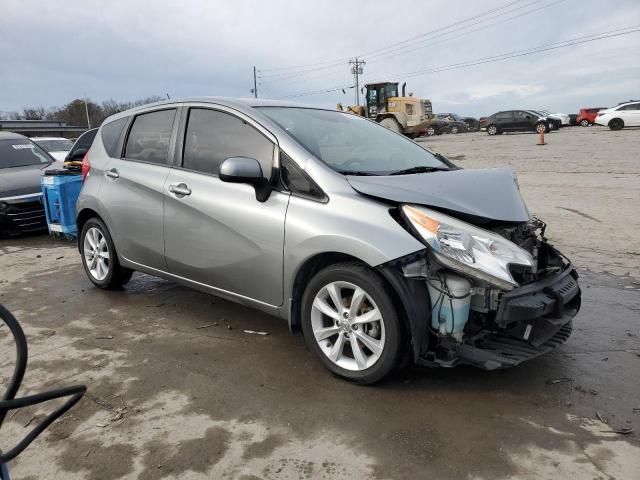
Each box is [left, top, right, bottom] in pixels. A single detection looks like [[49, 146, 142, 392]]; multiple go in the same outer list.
[[425, 125, 436, 136], [609, 118, 624, 131], [487, 124, 498, 135], [380, 117, 401, 133], [300, 263, 402, 384], [580, 119, 590, 127], [450, 125, 459, 134], [80, 217, 133, 289]]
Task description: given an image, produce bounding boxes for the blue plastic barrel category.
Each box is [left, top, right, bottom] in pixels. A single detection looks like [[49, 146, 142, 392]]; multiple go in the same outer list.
[[40, 171, 83, 238]]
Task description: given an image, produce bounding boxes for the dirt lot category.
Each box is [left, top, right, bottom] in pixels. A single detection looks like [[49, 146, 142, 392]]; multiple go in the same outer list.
[[1, 126, 639, 479]]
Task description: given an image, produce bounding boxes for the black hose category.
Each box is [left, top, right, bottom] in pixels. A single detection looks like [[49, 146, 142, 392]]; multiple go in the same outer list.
[[0, 304, 87, 464]]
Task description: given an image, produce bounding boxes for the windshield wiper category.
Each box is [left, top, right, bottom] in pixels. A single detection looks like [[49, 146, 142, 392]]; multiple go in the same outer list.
[[338, 170, 378, 176], [389, 165, 449, 176]]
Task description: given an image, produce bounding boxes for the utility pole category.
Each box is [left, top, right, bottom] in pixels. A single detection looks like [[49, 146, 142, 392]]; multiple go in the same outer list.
[[83, 94, 91, 128], [252, 66, 258, 99], [349, 57, 365, 105]]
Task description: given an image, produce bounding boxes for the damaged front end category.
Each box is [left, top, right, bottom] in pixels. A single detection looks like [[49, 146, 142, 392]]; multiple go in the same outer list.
[[380, 205, 581, 370]]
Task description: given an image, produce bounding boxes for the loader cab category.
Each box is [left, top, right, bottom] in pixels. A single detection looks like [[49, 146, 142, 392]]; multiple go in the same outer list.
[[365, 82, 399, 119]]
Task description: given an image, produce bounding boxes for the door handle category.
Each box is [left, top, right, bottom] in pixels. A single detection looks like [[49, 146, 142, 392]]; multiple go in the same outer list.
[[168, 183, 191, 196], [105, 168, 119, 179]]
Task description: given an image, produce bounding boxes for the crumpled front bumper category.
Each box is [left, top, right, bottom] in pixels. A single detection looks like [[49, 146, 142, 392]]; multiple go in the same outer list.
[[456, 266, 581, 370]]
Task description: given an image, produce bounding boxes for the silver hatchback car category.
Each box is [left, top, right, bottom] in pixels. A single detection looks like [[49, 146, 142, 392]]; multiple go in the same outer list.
[[76, 98, 581, 383]]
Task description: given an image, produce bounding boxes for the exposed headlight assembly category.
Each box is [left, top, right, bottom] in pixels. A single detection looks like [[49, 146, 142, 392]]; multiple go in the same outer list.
[[402, 205, 533, 289]]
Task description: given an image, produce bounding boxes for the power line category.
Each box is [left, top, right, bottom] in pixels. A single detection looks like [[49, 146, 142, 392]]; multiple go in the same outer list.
[[279, 26, 640, 99], [365, 0, 565, 65], [258, 0, 536, 83], [379, 25, 640, 82]]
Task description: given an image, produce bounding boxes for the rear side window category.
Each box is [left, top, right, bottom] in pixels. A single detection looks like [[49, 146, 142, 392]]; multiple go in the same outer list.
[[495, 112, 512, 120], [182, 108, 274, 177], [619, 103, 639, 111], [124, 109, 176, 165], [101, 117, 128, 158]]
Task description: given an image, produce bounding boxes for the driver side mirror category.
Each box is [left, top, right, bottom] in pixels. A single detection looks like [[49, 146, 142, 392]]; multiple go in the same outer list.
[[219, 157, 271, 202]]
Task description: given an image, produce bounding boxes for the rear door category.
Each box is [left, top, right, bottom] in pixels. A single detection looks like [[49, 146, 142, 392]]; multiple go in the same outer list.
[[100, 107, 179, 270], [163, 104, 289, 306]]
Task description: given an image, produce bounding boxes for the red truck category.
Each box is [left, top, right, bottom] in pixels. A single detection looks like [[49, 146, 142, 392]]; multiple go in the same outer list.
[[576, 107, 607, 127]]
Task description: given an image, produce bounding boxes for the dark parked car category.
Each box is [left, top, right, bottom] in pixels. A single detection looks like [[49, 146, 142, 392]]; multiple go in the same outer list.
[[0, 132, 56, 235], [484, 110, 551, 135], [422, 119, 451, 136], [462, 116, 480, 131], [436, 114, 469, 134], [65, 128, 98, 162]]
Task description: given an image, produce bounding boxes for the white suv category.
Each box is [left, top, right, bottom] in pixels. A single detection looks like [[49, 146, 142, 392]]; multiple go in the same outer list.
[[594, 101, 640, 130]]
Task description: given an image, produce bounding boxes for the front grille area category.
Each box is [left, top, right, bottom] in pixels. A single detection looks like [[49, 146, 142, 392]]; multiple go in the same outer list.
[[1, 197, 47, 234]]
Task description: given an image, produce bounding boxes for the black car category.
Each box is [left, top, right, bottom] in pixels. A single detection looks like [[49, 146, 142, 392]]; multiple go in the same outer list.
[[462, 116, 480, 131], [65, 128, 98, 162], [484, 110, 551, 135], [0, 132, 56, 235], [422, 119, 451, 136], [436, 113, 469, 134]]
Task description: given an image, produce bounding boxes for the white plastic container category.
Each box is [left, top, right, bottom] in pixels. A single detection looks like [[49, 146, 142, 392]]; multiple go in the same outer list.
[[427, 274, 472, 342]]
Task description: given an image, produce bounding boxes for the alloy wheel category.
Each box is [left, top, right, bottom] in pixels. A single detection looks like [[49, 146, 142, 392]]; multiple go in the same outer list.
[[310, 281, 385, 371], [580, 119, 590, 127], [487, 125, 497, 135], [83, 227, 110, 281]]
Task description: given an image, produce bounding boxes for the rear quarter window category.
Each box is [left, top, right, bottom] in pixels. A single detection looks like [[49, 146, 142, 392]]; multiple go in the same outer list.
[[124, 109, 177, 165], [101, 117, 129, 158]]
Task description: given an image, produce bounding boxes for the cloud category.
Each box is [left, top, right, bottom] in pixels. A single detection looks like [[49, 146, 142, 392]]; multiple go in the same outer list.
[[0, 0, 639, 117], [467, 84, 546, 100]]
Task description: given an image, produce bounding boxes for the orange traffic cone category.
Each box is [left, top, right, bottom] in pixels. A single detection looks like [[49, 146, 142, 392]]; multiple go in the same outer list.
[[537, 130, 546, 146]]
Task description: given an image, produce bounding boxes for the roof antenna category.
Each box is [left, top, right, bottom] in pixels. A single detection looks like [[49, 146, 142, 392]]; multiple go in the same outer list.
[[166, 93, 170, 100]]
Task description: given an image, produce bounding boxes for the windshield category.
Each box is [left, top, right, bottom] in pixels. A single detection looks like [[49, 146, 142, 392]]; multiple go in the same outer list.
[[0, 139, 53, 168], [33, 138, 73, 152], [258, 107, 447, 175]]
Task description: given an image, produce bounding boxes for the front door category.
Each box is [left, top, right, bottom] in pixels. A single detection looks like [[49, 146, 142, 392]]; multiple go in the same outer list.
[[163, 106, 289, 306]]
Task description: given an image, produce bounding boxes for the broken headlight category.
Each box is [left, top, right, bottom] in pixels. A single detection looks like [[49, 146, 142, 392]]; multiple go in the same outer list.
[[402, 205, 533, 289]]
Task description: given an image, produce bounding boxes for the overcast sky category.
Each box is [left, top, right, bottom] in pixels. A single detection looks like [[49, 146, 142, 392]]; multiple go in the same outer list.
[[1, 0, 639, 117]]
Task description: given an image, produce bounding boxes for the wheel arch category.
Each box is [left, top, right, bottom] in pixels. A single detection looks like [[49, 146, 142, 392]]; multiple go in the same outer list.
[[287, 251, 420, 363], [76, 208, 104, 250]]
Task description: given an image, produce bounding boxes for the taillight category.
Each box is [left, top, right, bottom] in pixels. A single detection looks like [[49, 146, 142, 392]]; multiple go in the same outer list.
[[81, 151, 90, 182]]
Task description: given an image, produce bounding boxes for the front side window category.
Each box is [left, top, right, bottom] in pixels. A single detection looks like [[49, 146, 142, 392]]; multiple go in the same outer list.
[[0, 139, 52, 169], [124, 109, 176, 165], [182, 108, 274, 177], [619, 103, 639, 111], [258, 107, 447, 175]]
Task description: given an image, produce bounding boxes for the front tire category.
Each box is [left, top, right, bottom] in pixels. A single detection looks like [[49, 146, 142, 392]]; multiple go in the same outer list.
[[80, 217, 133, 289], [609, 118, 624, 130], [536, 122, 548, 134], [580, 119, 590, 127], [300, 263, 402, 384], [425, 125, 436, 136], [450, 125, 459, 134]]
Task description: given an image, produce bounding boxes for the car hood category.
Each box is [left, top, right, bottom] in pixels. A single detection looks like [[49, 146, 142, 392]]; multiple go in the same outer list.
[[0, 163, 53, 198], [347, 168, 531, 224]]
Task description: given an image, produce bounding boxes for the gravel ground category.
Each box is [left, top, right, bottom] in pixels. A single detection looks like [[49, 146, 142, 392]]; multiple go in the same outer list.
[[1, 125, 639, 479]]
